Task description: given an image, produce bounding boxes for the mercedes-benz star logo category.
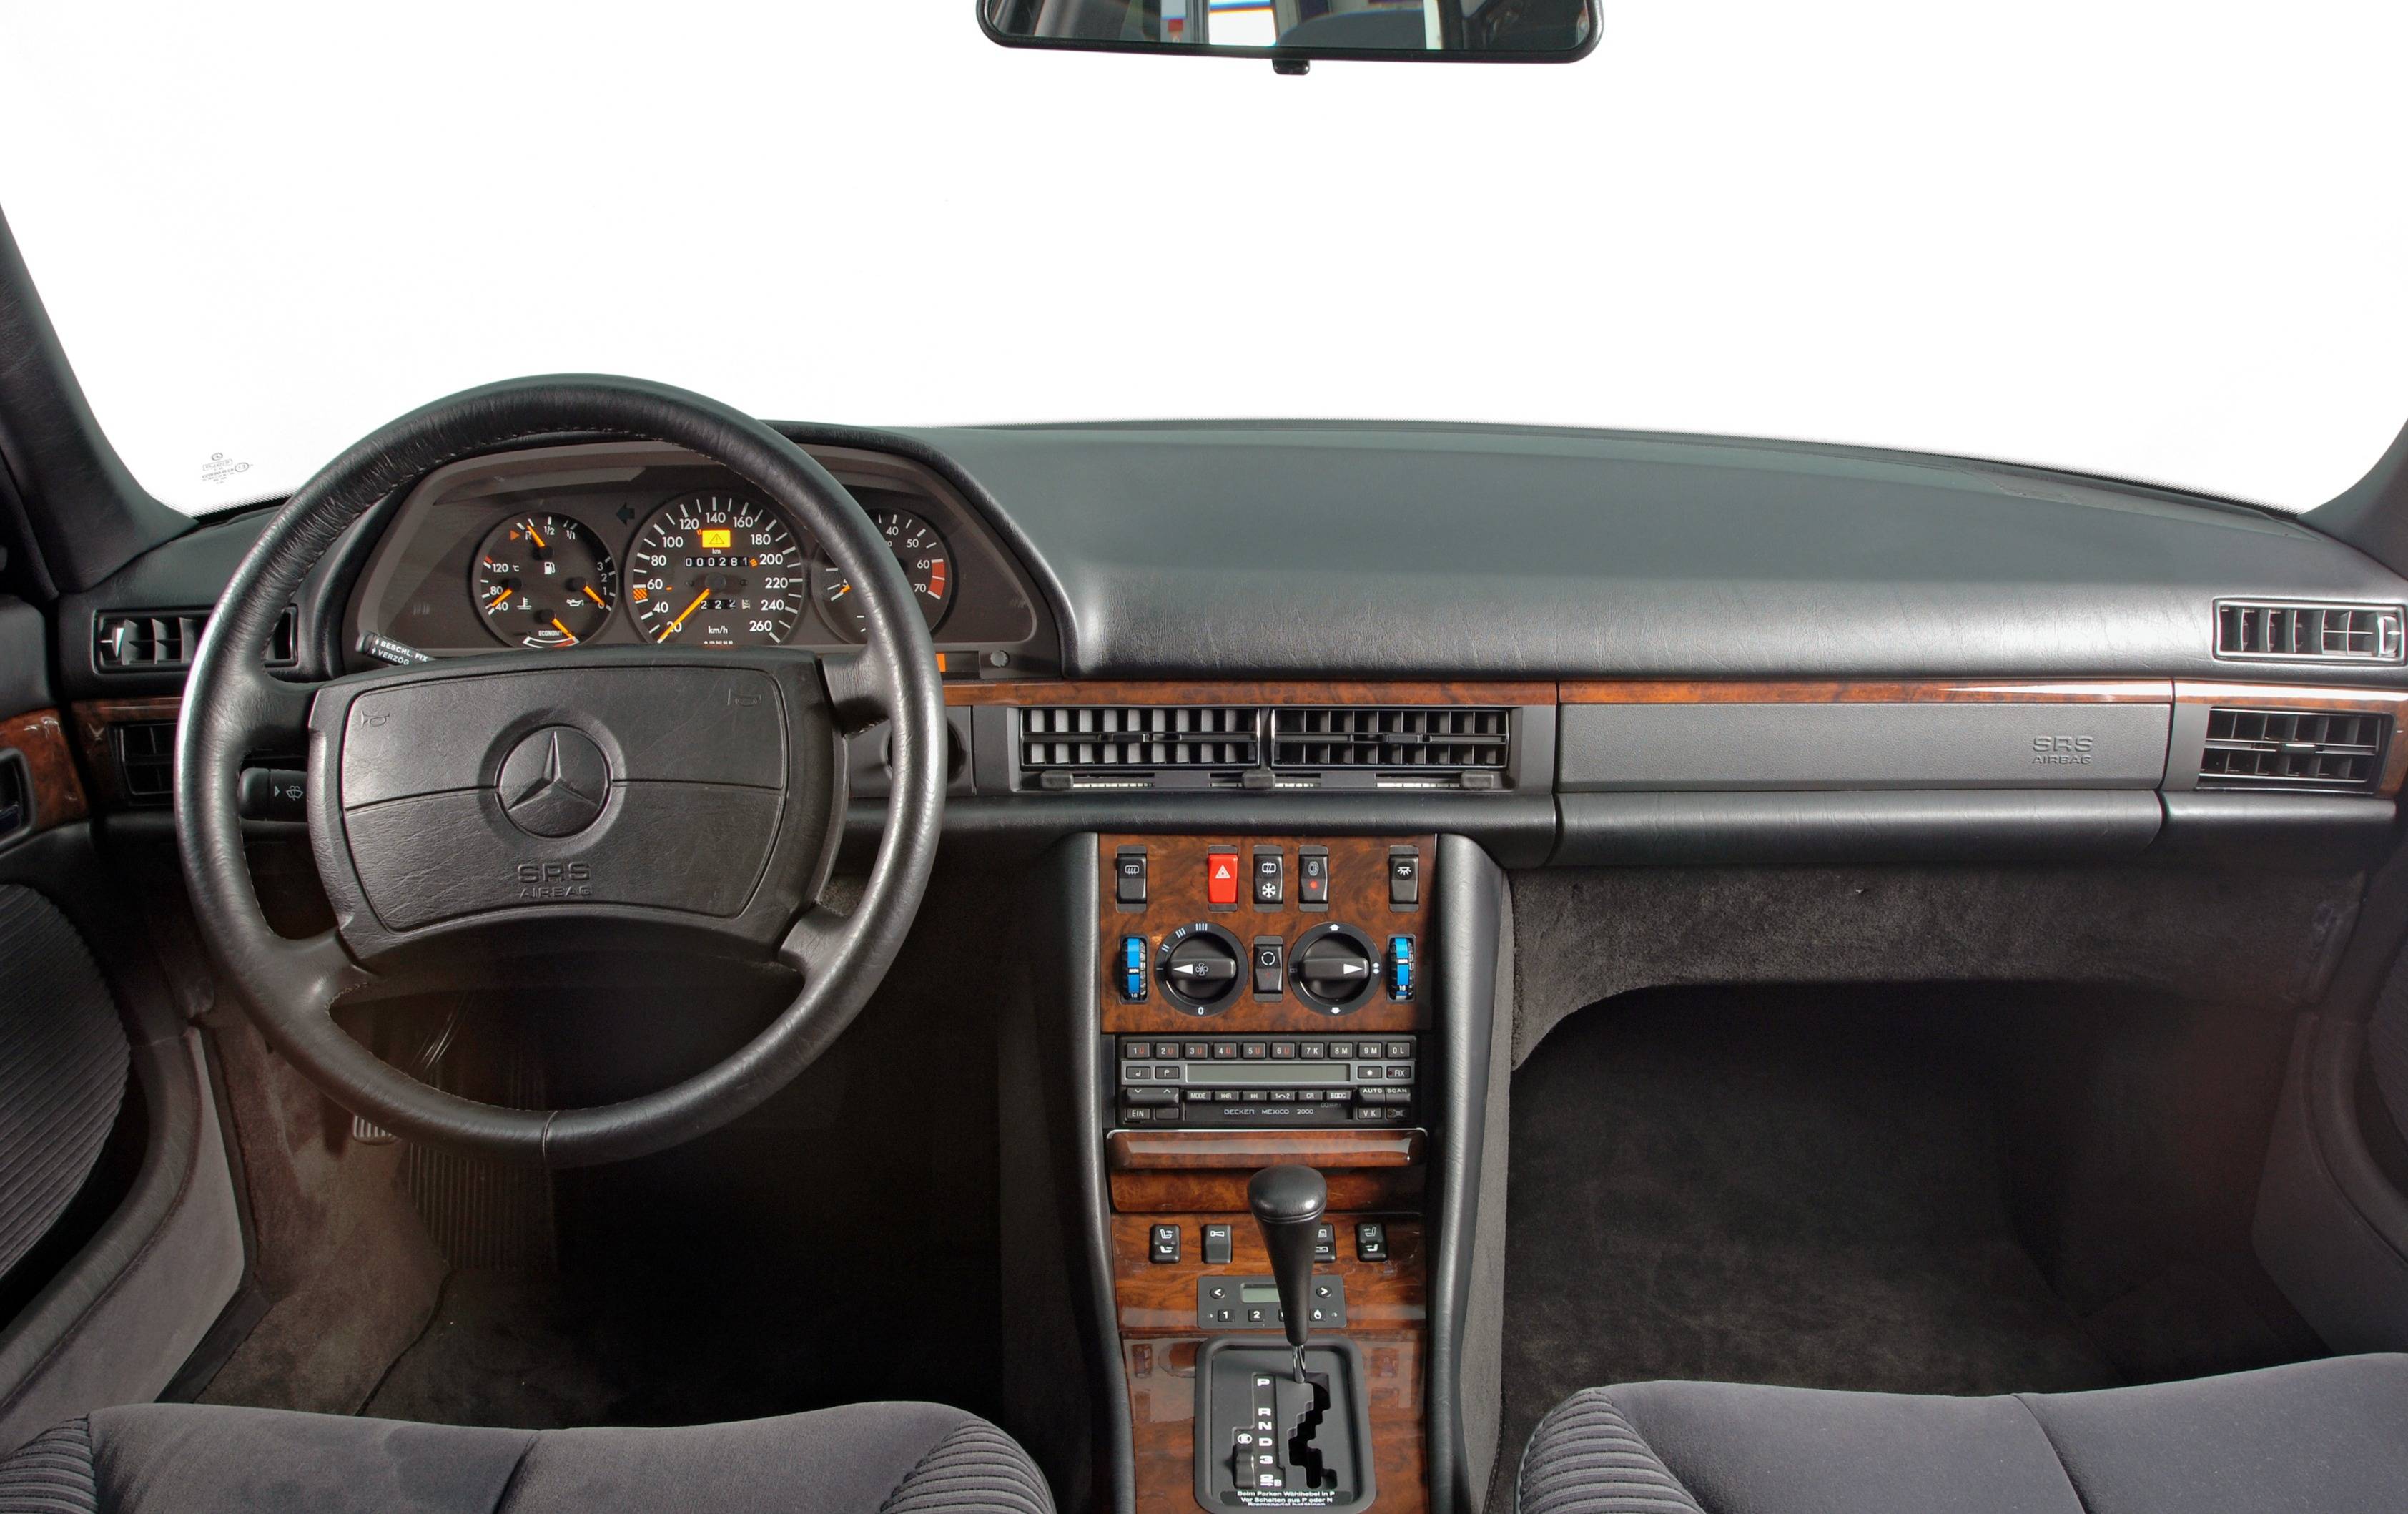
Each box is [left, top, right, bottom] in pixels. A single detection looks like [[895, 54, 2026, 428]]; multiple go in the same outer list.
[[496, 727, 610, 837]]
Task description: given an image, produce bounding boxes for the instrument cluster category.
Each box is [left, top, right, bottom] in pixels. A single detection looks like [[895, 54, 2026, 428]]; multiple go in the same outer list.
[[345, 442, 1045, 664]]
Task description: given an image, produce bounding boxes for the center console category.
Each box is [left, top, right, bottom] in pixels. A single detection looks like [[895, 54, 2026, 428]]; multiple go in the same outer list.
[[1095, 835, 1436, 1514]]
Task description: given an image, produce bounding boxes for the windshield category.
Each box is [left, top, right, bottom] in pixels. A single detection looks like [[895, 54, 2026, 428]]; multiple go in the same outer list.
[[1, 4, 2402, 515]]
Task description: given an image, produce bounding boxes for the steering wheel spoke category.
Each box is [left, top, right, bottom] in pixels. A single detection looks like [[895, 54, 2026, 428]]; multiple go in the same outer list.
[[776, 902, 852, 980], [819, 644, 899, 736], [275, 928, 375, 1008], [218, 656, 320, 757]]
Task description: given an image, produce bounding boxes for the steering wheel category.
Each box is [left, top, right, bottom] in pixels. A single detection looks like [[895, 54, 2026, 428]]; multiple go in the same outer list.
[[174, 376, 947, 1166]]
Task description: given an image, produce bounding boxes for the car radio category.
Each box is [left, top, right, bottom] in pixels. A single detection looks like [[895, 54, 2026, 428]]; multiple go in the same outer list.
[[1115, 1033, 1418, 1128]]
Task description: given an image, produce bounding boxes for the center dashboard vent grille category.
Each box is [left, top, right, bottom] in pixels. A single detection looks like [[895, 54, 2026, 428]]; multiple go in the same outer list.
[[1012, 702, 1518, 791], [2198, 707, 2389, 792], [2215, 601, 2404, 664], [1271, 707, 1511, 772], [1019, 706, 1259, 778]]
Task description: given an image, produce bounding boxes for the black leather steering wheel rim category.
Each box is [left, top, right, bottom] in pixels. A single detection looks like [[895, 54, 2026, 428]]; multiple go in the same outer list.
[[174, 375, 947, 1166]]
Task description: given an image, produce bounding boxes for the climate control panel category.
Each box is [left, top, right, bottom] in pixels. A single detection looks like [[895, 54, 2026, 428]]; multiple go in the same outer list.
[[1116, 1033, 1419, 1128], [1102, 835, 1429, 1031]]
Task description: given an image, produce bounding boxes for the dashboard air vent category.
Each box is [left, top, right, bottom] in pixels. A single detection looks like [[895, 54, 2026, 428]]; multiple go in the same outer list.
[[1271, 707, 1510, 772], [113, 722, 177, 805], [1019, 706, 1259, 780], [2215, 601, 2404, 664], [2198, 707, 2389, 792], [96, 606, 297, 672]]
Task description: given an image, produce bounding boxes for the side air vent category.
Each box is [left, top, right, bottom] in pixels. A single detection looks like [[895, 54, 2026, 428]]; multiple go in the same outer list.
[[1019, 706, 1259, 787], [112, 722, 177, 805], [96, 606, 298, 672], [2198, 708, 2389, 792], [1272, 707, 1511, 775], [2215, 601, 2404, 664]]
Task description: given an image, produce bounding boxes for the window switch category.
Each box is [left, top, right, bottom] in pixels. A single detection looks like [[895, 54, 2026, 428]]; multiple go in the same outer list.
[[1356, 1221, 1390, 1262], [1150, 1224, 1182, 1264], [1313, 1223, 1336, 1262], [1203, 1224, 1233, 1265]]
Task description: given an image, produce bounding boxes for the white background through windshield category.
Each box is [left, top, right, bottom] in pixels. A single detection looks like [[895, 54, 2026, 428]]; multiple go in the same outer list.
[[0, 1, 2402, 513]]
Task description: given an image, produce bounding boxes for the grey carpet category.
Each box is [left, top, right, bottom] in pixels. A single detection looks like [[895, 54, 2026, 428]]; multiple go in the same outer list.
[[1495, 988, 2126, 1483]]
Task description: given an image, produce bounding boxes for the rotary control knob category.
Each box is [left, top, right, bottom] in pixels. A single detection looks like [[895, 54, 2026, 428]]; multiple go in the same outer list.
[[1155, 923, 1244, 1015], [1291, 923, 1380, 1014]]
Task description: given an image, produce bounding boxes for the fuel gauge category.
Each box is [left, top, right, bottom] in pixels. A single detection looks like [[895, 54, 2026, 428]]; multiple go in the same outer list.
[[471, 513, 616, 649]]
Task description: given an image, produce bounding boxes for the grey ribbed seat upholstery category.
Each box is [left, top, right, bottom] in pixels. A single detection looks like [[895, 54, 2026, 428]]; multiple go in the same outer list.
[[1519, 1354, 2408, 1514], [0, 1400, 1052, 1514]]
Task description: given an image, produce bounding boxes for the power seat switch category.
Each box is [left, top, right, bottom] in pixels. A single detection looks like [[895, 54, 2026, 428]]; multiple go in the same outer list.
[[1115, 846, 1149, 906], [1120, 935, 1149, 1002], [1388, 935, 1416, 1001], [1206, 850, 1241, 908], [1151, 1224, 1183, 1264], [1355, 1221, 1390, 1263]]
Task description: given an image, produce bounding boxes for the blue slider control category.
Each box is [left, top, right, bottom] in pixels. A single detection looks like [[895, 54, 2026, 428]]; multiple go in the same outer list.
[[1122, 936, 1149, 1001], [1388, 936, 1416, 1001]]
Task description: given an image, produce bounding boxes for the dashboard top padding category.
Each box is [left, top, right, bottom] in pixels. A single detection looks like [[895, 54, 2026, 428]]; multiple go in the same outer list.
[[897, 423, 2408, 684]]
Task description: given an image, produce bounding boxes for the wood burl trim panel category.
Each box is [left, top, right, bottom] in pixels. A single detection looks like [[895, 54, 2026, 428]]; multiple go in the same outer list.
[[0, 709, 90, 832]]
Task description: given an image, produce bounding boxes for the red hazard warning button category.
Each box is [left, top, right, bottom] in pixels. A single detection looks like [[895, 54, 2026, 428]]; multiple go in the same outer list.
[[1205, 850, 1240, 907]]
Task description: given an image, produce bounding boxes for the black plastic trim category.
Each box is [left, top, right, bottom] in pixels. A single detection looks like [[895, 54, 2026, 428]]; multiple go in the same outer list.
[[2155, 792, 2399, 866], [1424, 835, 1504, 1514], [1028, 834, 1135, 1514]]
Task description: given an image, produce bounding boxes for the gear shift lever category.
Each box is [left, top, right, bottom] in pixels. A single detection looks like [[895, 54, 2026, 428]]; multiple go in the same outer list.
[[1248, 1165, 1328, 1382]]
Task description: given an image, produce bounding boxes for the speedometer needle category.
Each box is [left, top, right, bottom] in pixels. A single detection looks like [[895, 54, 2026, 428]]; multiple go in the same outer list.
[[660, 586, 712, 640]]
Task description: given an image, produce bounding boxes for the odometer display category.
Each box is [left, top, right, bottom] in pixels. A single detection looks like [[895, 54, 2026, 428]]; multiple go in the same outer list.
[[814, 507, 953, 642], [626, 493, 805, 647]]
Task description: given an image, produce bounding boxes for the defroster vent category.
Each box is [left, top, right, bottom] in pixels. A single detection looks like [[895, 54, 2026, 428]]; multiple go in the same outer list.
[[2198, 708, 2389, 792]]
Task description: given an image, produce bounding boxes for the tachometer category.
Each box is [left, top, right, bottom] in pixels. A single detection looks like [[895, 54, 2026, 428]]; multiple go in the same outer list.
[[470, 513, 615, 649], [626, 493, 806, 647], [812, 507, 953, 641]]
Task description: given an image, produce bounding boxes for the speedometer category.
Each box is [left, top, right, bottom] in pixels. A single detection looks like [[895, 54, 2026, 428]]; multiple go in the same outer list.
[[625, 493, 806, 647]]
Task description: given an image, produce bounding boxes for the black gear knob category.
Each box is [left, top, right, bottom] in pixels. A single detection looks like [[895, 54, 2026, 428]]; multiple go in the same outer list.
[[1248, 1165, 1328, 1355]]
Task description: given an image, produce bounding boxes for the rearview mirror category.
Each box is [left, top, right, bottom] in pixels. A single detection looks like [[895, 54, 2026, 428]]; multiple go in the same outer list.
[[981, 0, 1597, 66]]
